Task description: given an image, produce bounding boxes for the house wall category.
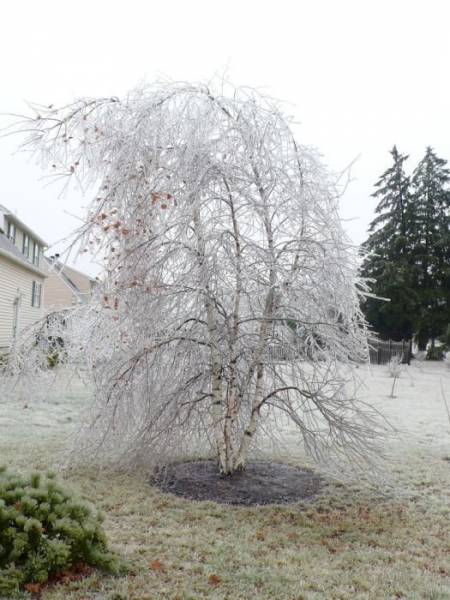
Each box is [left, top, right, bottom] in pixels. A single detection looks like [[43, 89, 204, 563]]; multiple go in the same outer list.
[[0, 255, 45, 350], [42, 262, 94, 311], [42, 265, 78, 311], [63, 266, 93, 298]]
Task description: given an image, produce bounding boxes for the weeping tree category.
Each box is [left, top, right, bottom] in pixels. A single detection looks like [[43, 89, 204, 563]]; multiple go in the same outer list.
[[10, 82, 382, 474]]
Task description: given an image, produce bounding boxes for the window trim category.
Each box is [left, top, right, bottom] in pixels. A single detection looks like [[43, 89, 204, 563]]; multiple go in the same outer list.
[[31, 281, 42, 308], [7, 221, 16, 244], [22, 233, 30, 258], [32, 242, 40, 266]]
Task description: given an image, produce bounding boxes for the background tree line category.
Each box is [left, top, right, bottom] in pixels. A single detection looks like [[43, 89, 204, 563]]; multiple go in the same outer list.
[[361, 146, 450, 357]]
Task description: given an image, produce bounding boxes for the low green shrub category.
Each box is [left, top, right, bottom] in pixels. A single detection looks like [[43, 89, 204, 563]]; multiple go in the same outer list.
[[439, 324, 450, 352], [0, 467, 121, 596], [47, 350, 61, 369], [426, 345, 445, 361]]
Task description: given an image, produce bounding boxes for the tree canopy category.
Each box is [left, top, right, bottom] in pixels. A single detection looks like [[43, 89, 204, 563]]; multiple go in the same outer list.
[[10, 82, 383, 474], [362, 146, 450, 351]]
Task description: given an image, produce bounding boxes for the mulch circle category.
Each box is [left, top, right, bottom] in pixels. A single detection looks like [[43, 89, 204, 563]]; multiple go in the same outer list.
[[153, 460, 323, 506]]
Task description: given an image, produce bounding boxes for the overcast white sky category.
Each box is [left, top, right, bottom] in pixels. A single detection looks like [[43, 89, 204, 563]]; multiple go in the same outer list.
[[1, 0, 450, 275]]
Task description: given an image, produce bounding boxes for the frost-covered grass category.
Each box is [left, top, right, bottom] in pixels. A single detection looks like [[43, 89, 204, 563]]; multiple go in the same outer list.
[[1, 363, 450, 599]]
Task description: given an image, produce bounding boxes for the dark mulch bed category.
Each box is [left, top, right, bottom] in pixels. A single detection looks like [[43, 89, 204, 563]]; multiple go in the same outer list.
[[153, 460, 323, 505]]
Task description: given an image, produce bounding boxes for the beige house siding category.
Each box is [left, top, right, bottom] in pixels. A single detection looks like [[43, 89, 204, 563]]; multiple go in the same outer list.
[[42, 261, 94, 312], [63, 266, 93, 298], [42, 265, 77, 311], [0, 255, 45, 349]]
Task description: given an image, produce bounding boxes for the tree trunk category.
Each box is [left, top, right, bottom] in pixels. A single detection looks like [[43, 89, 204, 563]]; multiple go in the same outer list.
[[192, 203, 231, 474], [417, 330, 428, 352]]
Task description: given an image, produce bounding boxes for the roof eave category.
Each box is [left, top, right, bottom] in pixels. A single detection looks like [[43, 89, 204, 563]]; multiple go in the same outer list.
[[0, 247, 48, 277], [44, 255, 97, 285], [1, 209, 48, 247]]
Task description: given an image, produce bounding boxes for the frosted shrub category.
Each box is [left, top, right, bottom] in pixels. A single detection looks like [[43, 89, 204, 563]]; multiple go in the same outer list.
[[387, 355, 402, 378]]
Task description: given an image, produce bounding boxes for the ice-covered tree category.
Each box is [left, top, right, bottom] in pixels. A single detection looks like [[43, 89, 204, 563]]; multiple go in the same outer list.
[[11, 82, 381, 474]]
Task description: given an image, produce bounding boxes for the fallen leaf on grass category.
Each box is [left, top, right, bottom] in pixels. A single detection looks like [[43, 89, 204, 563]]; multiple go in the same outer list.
[[149, 560, 165, 571], [24, 583, 42, 595], [22, 564, 93, 597], [208, 574, 221, 586]]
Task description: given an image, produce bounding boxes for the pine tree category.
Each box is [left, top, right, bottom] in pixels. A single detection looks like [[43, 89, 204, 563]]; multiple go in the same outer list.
[[367, 146, 411, 257], [361, 146, 417, 340], [410, 147, 450, 351]]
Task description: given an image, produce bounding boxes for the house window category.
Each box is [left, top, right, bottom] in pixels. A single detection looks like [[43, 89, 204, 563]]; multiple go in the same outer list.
[[31, 281, 42, 308], [7, 221, 16, 243], [32, 242, 40, 266], [22, 234, 30, 258]]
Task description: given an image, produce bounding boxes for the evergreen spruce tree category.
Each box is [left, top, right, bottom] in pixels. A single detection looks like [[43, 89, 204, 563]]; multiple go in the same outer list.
[[410, 147, 450, 351], [361, 147, 417, 340]]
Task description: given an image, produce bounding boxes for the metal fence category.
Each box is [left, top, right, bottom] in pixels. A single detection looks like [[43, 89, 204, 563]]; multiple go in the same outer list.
[[266, 338, 412, 365], [368, 338, 411, 365], [266, 344, 300, 362]]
